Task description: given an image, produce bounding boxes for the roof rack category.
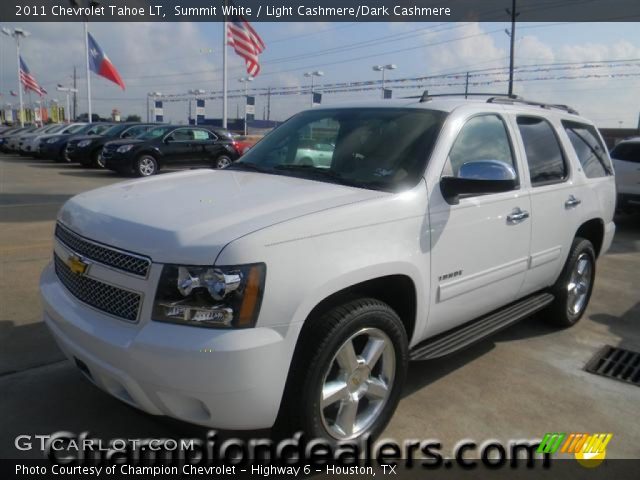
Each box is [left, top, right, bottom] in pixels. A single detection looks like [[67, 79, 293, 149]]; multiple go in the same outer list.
[[486, 96, 579, 115], [407, 90, 580, 115]]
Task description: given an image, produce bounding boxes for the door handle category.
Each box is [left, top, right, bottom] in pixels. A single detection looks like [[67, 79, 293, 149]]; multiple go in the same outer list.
[[507, 208, 530, 224], [565, 195, 582, 209]]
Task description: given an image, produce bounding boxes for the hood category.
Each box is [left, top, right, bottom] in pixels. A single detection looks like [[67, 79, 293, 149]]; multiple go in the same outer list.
[[68, 134, 101, 142], [58, 169, 385, 265], [104, 138, 144, 147]]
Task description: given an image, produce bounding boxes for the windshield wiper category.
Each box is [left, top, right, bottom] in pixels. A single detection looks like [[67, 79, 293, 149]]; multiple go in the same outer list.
[[273, 164, 388, 190], [225, 162, 271, 173]]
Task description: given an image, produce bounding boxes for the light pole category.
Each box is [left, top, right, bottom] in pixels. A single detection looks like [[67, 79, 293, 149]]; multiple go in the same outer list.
[[304, 71, 324, 108], [2, 27, 29, 127], [147, 91, 162, 122], [57, 85, 78, 123], [238, 77, 254, 135], [372, 64, 397, 99], [188, 89, 205, 125]]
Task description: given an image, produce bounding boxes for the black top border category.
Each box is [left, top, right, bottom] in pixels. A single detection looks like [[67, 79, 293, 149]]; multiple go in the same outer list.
[[3, 0, 640, 22]]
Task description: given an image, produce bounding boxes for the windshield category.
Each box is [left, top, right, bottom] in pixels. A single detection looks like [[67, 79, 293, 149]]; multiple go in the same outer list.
[[63, 124, 86, 134], [45, 125, 66, 134], [102, 124, 131, 137], [233, 108, 446, 191], [138, 126, 173, 140]]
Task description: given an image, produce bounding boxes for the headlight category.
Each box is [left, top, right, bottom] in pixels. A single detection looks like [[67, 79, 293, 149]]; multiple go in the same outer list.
[[153, 263, 266, 328], [117, 145, 134, 153], [78, 139, 93, 148], [46, 137, 60, 144]]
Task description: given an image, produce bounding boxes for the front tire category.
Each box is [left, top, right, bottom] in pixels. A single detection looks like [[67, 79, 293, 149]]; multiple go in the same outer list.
[[134, 155, 158, 177], [545, 237, 596, 328], [278, 298, 408, 443]]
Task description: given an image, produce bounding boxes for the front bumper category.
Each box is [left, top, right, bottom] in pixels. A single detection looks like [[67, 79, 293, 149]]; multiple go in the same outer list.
[[65, 147, 91, 163], [40, 142, 65, 160], [40, 262, 298, 429]]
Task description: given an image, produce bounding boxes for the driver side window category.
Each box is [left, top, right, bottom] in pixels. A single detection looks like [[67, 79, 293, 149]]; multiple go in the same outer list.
[[447, 114, 517, 177]]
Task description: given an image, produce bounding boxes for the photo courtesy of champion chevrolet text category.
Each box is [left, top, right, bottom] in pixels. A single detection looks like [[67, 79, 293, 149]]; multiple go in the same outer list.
[[0, 0, 639, 478]]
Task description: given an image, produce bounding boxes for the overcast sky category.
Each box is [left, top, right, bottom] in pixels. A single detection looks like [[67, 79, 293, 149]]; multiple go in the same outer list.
[[0, 21, 638, 127]]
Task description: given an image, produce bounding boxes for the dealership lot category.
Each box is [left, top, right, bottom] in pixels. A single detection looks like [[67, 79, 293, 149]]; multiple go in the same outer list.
[[1, 153, 639, 458]]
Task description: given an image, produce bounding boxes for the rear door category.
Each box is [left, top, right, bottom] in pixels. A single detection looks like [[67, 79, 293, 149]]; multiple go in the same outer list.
[[512, 115, 582, 295]]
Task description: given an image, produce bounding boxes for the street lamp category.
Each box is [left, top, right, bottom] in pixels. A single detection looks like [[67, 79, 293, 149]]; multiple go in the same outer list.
[[57, 85, 79, 123], [147, 91, 162, 122], [188, 89, 206, 125], [304, 71, 324, 108], [372, 64, 397, 99], [238, 77, 254, 135], [2, 27, 30, 127]]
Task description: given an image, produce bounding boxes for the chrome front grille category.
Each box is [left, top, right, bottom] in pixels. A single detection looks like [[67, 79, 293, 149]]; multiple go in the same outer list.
[[54, 254, 142, 322], [55, 224, 151, 277]]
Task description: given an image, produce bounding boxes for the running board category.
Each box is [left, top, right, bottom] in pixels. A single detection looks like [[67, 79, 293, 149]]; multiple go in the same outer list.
[[409, 293, 555, 361]]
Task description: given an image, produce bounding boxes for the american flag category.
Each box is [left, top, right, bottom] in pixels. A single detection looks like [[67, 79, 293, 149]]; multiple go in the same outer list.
[[19, 56, 47, 97], [226, 12, 265, 77]]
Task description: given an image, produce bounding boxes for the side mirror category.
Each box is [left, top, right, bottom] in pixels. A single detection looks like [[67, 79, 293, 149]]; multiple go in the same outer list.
[[440, 160, 518, 205], [164, 137, 173, 144]]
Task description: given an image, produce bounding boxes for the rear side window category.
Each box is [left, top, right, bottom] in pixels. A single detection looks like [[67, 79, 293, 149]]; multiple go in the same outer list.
[[562, 121, 612, 177], [611, 142, 640, 164], [516, 116, 567, 186]]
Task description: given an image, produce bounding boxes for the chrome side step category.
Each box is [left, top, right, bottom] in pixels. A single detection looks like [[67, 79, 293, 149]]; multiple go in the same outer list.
[[409, 292, 555, 361]]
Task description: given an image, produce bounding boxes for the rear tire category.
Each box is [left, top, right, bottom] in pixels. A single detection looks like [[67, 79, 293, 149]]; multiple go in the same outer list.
[[134, 155, 158, 177], [544, 237, 596, 328], [215, 155, 232, 169], [276, 298, 408, 444]]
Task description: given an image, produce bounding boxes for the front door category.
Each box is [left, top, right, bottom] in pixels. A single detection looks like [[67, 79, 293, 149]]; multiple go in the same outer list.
[[163, 128, 195, 166], [427, 113, 532, 336]]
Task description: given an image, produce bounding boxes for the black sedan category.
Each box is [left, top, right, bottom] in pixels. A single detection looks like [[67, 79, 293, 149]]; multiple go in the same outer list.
[[102, 125, 241, 176], [65, 123, 158, 168]]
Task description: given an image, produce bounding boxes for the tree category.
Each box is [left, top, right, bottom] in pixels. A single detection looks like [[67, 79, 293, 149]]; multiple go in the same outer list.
[[125, 114, 141, 122]]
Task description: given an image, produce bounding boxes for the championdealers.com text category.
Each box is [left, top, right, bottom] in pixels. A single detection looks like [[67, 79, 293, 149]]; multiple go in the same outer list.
[[14, 431, 552, 474], [15, 4, 453, 20]]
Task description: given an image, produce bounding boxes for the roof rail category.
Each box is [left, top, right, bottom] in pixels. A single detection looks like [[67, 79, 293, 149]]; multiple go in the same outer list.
[[486, 96, 579, 115], [412, 91, 516, 102]]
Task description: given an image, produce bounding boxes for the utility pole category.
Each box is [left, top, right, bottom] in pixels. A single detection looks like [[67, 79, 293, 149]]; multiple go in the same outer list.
[[73, 66, 77, 120], [267, 87, 271, 121], [464, 72, 470, 99], [507, 0, 518, 97]]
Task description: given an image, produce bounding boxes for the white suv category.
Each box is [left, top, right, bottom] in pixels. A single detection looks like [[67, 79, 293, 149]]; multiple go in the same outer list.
[[40, 96, 616, 443], [610, 137, 640, 212]]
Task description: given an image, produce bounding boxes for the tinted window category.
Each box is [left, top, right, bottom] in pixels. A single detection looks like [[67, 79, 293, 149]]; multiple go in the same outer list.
[[236, 108, 446, 191], [611, 142, 640, 164], [517, 117, 567, 185], [192, 129, 215, 140], [169, 129, 194, 141], [563, 121, 612, 178], [448, 114, 516, 176]]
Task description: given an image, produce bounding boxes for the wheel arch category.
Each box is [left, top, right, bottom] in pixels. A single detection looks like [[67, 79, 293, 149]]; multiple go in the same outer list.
[[303, 274, 418, 345], [575, 218, 605, 257]]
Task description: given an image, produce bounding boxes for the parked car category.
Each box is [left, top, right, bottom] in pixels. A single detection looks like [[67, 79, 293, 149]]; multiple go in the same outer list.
[[40, 96, 615, 444], [37, 123, 90, 161], [294, 141, 335, 167], [65, 123, 158, 168], [16, 124, 69, 155], [610, 137, 640, 212], [20, 124, 70, 156], [102, 125, 241, 176], [3, 126, 38, 152], [0, 126, 31, 152]]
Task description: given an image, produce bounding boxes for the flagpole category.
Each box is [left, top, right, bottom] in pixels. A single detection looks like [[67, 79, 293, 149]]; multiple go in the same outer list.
[[15, 35, 24, 127], [222, 19, 228, 129], [84, 21, 92, 123]]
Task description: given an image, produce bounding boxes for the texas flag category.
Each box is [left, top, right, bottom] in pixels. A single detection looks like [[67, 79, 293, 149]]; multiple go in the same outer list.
[[87, 32, 126, 90]]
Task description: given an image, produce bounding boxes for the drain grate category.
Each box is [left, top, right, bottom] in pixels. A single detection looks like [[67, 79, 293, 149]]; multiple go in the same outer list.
[[585, 345, 640, 386]]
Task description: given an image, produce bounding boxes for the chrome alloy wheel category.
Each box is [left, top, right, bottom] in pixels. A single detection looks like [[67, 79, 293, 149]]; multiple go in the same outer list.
[[567, 253, 592, 315], [138, 156, 156, 176], [320, 327, 396, 440]]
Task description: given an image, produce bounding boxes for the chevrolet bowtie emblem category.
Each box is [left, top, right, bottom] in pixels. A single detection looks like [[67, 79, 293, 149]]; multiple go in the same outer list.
[[67, 255, 89, 275]]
